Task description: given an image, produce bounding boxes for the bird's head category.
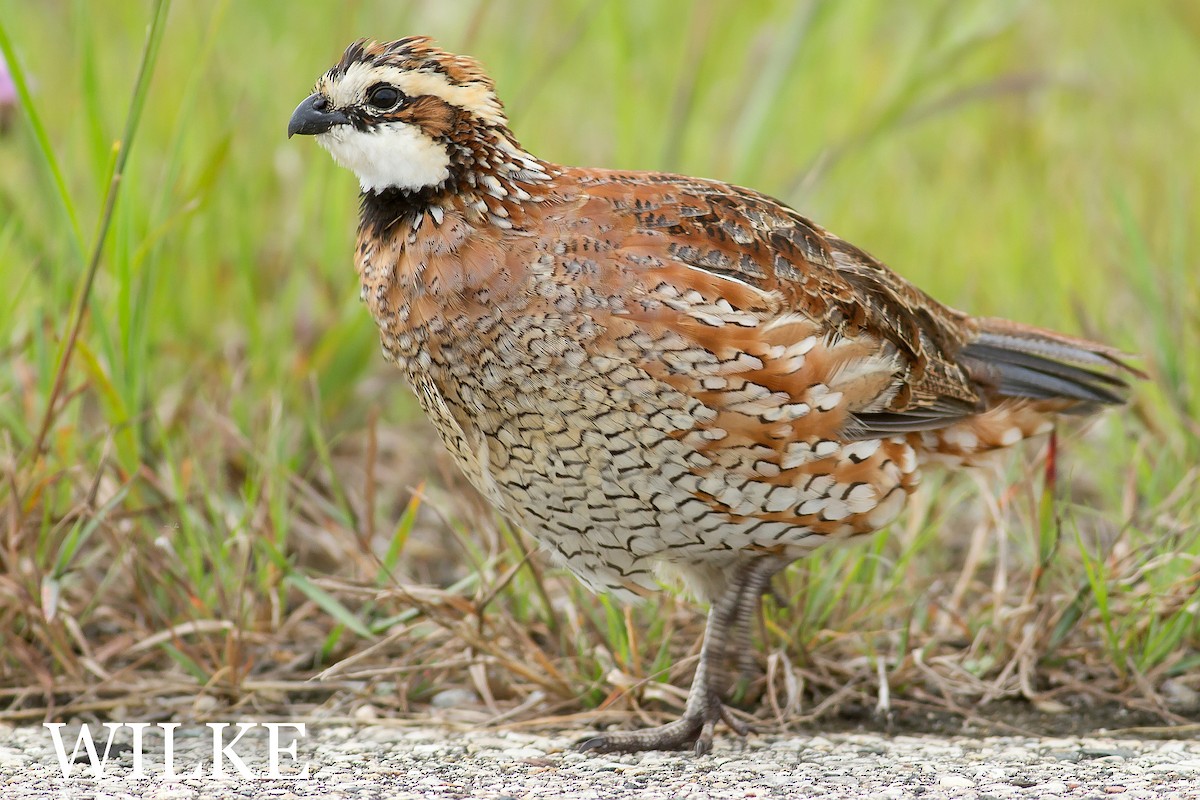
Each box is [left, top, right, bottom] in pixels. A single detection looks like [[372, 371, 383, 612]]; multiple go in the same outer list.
[[289, 37, 511, 194]]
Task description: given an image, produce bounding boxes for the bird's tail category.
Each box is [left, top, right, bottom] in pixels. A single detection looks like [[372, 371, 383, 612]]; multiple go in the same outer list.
[[961, 317, 1142, 412]]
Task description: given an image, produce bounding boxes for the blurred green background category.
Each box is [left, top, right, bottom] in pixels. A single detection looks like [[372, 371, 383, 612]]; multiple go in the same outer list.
[[0, 1, 1197, 722]]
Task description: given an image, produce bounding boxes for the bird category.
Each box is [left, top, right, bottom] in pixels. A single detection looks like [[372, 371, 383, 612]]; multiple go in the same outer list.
[[289, 36, 1137, 755]]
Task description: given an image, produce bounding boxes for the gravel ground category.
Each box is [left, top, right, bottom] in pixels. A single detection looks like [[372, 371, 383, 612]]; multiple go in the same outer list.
[[2, 722, 1200, 799]]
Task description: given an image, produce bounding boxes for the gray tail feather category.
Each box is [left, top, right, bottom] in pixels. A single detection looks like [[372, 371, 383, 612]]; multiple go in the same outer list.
[[962, 320, 1140, 410]]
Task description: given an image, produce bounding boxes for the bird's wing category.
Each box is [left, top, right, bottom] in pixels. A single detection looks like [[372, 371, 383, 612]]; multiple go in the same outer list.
[[554, 168, 986, 438]]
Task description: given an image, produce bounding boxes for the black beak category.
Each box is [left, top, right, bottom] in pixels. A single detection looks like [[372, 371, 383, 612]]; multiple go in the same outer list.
[[288, 93, 349, 138]]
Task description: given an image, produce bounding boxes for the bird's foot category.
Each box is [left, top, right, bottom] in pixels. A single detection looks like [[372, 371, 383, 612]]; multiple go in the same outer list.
[[575, 692, 749, 755]]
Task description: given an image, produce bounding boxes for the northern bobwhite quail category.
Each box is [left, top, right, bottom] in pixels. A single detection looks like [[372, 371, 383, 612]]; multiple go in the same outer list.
[[289, 37, 1136, 754]]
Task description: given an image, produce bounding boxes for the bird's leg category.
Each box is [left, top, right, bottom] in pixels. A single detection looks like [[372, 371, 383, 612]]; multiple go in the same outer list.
[[576, 558, 782, 755], [730, 558, 789, 698], [576, 575, 745, 755]]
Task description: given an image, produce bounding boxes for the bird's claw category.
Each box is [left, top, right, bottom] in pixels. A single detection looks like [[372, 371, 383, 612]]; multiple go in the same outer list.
[[574, 692, 748, 755]]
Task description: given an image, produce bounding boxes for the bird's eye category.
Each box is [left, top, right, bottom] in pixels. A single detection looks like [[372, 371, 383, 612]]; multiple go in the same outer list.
[[366, 85, 402, 110]]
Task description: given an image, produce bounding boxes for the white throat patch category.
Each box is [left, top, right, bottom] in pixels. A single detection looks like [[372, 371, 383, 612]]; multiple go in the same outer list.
[[317, 122, 450, 193]]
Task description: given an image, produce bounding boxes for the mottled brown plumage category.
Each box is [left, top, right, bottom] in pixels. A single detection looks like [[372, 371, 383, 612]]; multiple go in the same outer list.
[[290, 37, 1136, 754]]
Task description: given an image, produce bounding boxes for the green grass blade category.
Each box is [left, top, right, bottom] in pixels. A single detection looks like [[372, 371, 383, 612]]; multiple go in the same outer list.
[[0, 18, 85, 261], [283, 572, 373, 641]]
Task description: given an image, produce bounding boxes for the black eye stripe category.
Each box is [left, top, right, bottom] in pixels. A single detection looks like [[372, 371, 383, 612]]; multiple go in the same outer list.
[[366, 84, 405, 111]]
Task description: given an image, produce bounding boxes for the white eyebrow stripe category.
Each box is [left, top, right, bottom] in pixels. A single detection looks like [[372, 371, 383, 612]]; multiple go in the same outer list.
[[321, 62, 507, 127], [380, 67, 506, 126]]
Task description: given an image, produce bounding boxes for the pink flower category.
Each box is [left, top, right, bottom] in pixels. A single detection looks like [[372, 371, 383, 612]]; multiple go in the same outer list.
[[0, 54, 16, 134], [0, 53, 16, 106]]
